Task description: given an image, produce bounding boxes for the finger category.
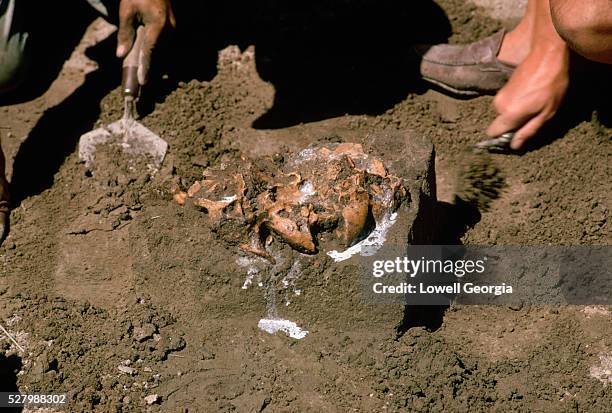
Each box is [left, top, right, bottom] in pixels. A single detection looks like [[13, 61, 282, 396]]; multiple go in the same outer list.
[[138, 23, 163, 85], [117, 3, 136, 57], [486, 110, 530, 139], [510, 111, 550, 150]]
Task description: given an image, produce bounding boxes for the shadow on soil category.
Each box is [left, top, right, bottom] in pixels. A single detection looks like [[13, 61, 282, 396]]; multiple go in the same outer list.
[[6, 1, 120, 204], [0, 1, 106, 105], [395, 199, 483, 335], [139, 0, 456, 124], [9, 35, 120, 204], [0, 353, 23, 413]]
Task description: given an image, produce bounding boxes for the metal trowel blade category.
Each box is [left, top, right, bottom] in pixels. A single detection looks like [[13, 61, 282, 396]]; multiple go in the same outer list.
[[78, 119, 168, 169], [474, 132, 516, 154]]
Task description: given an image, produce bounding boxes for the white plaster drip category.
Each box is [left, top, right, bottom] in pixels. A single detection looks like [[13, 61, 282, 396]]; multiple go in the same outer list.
[[257, 319, 309, 340], [282, 259, 303, 306], [241, 266, 258, 289], [237, 256, 264, 289], [238, 253, 309, 340]]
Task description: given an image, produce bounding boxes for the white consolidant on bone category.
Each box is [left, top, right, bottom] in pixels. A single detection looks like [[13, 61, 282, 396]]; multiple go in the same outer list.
[[298, 181, 315, 202], [326, 212, 398, 262]]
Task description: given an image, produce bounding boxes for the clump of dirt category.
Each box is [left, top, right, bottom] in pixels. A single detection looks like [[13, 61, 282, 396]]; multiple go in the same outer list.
[[454, 151, 505, 211], [86, 133, 159, 180], [64, 141, 160, 237], [443, 0, 504, 44]]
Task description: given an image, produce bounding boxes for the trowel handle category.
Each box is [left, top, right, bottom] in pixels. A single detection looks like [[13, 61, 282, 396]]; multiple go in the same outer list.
[[122, 26, 145, 98]]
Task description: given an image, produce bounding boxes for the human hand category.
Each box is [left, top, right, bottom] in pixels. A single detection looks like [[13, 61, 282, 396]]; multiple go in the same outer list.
[[116, 0, 176, 85], [486, 44, 570, 150]]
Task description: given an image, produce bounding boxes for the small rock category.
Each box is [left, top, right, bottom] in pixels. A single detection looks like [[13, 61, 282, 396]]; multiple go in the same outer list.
[[200, 346, 215, 360], [118, 365, 137, 375], [144, 394, 160, 405], [191, 155, 209, 167], [133, 323, 156, 342], [117, 174, 131, 186], [144, 367, 152, 372]]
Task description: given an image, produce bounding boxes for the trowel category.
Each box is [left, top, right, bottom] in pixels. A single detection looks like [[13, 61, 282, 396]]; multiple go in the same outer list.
[[474, 132, 516, 154], [78, 26, 167, 169]]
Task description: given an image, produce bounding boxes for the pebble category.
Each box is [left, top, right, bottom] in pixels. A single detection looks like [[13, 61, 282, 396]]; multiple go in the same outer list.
[[144, 394, 160, 405], [133, 323, 156, 342], [118, 365, 137, 375]]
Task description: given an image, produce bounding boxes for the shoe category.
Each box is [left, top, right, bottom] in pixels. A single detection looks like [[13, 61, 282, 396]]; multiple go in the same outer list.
[[418, 30, 516, 96]]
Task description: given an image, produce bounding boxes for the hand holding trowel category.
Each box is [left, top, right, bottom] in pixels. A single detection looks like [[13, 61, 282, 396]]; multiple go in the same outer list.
[[78, 26, 168, 170]]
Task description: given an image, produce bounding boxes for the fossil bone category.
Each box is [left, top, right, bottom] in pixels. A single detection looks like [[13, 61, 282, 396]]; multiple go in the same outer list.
[[174, 143, 408, 259]]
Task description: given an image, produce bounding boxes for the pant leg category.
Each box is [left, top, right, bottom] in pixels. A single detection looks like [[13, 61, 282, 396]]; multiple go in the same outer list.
[[0, 0, 30, 94]]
